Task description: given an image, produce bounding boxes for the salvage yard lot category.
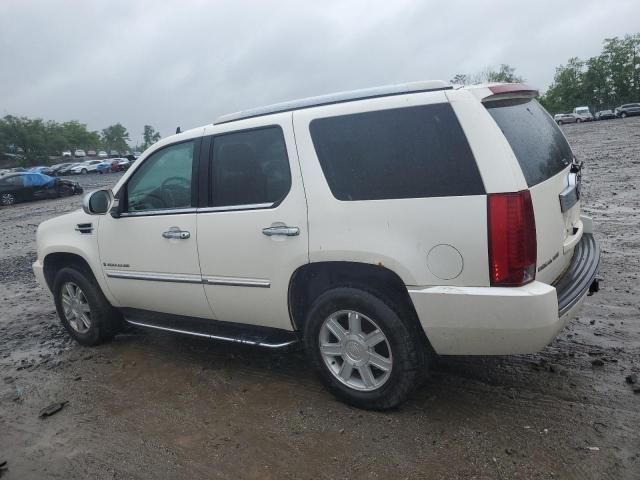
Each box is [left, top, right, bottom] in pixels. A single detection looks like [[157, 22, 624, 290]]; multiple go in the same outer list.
[[1, 119, 639, 479]]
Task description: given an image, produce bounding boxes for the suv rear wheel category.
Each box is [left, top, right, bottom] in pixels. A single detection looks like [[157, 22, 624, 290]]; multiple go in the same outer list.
[[304, 287, 426, 410], [53, 267, 123, 345]]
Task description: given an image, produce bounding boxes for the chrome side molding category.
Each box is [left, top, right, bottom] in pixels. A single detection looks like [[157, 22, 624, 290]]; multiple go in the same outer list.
[[105, 270, 270, 288]]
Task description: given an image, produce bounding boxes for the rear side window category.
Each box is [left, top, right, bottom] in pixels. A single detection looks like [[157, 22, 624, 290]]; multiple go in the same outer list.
[[309, 103, 484, 201], [210, 127, 291, 207], [486, 98, 572, 186]]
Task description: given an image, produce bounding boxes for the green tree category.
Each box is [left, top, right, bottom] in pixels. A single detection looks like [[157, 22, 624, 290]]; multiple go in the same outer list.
[[477, 64, 525, 83], [540, 33, 640, 114], [101, 123, 130, 154], [142, 125, 161, 149], [449, 73, 471, 85], [0, 115, 48, 164], [449, 64, 525, 86]]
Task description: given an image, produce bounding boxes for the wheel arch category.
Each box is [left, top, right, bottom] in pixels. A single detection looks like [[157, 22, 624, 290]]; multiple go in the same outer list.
[[43, 252, 96, 292], [288, 261, 432, 351]]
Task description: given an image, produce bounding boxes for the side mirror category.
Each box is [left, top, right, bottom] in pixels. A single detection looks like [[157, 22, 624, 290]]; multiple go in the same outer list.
[[82, 189, 113, 215]]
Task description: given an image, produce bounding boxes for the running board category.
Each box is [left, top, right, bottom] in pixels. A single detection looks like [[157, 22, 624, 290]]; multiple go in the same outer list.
[[122, 308, 298, 349]]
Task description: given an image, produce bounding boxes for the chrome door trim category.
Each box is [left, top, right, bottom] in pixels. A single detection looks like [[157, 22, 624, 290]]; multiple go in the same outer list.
[[197, 202, 273, 213], [105, 270, 203, 284], [105, 270, 271, 288], [202, 275, 270, 288]]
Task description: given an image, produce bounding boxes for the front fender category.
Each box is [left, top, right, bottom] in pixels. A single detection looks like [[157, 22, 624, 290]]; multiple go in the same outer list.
[[36, 210, 119, 306]]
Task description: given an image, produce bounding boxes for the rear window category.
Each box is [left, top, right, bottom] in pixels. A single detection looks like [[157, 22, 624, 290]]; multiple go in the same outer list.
[[309, 104, 484, 201], [486, 98, 573, 186]]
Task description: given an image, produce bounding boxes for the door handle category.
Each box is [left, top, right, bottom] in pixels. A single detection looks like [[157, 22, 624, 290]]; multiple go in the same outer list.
[[262, 226, 300, 237], [162, 227, 191, 240]]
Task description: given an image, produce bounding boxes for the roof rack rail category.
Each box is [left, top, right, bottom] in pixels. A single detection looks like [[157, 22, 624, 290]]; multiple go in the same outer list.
[[214, 80, 452, 125]]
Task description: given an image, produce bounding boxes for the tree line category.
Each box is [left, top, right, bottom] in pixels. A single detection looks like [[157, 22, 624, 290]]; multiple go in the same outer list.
[[0, 116, 162, 166], [450, 34, 639, 115], [540, 34, 640, 114]]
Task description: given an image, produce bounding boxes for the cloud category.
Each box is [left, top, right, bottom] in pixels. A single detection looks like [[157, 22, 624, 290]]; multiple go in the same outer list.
[[0, 0, 638, 143]]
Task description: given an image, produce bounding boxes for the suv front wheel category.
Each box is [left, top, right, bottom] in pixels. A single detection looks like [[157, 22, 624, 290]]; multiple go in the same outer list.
[[53, 267, 123, 346], [304, 287, 427, 410]]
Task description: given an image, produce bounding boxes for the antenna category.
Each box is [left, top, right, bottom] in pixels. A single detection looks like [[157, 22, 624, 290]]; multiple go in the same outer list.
[[176, 126, 181, 134]]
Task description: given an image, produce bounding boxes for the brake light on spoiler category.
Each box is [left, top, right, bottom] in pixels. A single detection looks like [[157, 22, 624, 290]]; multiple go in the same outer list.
[[488, 191, 537, 287]]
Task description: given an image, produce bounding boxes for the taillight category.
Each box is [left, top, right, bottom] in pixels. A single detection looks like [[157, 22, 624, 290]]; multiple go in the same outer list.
[[487, 191, 537, 287]]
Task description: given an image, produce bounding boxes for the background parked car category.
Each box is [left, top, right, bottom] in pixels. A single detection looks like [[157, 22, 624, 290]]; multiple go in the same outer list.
[[62, 151, 72, 157], [109, 150, 119, 157], [87, 150, 97, 156], [111, 157, 131, 172], [615, 103, 640, 118], [572, 106, 594, 122], [554, 113, 578, 125], [50, 163, 74, 175], [0, 172, 82, 206], [74, 149, 86, 158], [595, 110, 615, 120], [57, 163, 83, 175], [29, 166, 55, 176], [98, 151, 108, 158], [96, 161, 113, 174], [71, 160, 102, 174]]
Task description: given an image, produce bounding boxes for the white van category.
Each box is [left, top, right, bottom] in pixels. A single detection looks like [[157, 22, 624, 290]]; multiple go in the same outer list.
[[573, 106, 594, 122]]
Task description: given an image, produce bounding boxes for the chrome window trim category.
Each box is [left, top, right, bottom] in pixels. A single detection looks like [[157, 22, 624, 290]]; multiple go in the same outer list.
[[119, 207, 198, 217], [197, 202, 273, 213], [117, 203, 274, 217]]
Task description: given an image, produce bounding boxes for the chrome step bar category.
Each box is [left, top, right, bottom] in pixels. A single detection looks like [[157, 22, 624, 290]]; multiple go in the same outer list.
[[125, 319, 298, 349]]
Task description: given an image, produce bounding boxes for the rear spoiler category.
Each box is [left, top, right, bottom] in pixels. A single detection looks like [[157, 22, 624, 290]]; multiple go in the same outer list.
[[482, 84, 539, 103]]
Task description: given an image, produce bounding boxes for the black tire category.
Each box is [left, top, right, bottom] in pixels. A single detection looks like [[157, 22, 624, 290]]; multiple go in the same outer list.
[[57, 184, 74, 197], [1, 192, 16, 206], [81, 168, 88, 174], [557, 120, 563, 125], [53, 267, 123, 346], [304, 287, 427, 410], [621, 112, 627, 118], [576, 118, 582, 123]]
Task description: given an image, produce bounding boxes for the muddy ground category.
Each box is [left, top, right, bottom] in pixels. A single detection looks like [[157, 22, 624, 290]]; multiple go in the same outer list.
[[1, 119, 639, 479]]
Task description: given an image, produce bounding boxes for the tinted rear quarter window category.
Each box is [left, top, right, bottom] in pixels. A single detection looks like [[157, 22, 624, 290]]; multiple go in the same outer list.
[[486, 98, 573, 186], [309, 103, 484, 201]]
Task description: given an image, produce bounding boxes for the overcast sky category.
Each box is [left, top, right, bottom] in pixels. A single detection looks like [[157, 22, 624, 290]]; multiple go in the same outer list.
[[1, 0, 638, 144]]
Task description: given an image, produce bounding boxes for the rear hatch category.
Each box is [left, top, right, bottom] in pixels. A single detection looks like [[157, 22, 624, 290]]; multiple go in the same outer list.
[[485, 96, 582, 285]]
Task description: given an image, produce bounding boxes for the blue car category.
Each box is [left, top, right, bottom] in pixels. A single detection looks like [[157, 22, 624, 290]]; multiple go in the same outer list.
[[0, 172, 83, 206], [96, 161, 112, 174]]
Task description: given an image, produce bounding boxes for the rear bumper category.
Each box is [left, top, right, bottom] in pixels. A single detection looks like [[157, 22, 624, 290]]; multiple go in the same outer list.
[[409, 233, 600, 355], [556, 233, 600, 316]]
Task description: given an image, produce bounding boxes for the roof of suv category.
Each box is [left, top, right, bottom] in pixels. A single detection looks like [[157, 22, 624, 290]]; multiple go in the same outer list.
[[214, 80, 452, 125]]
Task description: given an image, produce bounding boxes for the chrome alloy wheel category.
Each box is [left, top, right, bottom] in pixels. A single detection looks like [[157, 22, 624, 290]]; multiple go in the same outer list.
[[61, 282, 92, 333], [319, 310, 393, 391], [1, 193, 15, 206]]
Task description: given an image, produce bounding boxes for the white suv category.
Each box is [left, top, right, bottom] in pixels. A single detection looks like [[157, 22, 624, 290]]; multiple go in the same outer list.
[[33, 81, 600, 409]]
